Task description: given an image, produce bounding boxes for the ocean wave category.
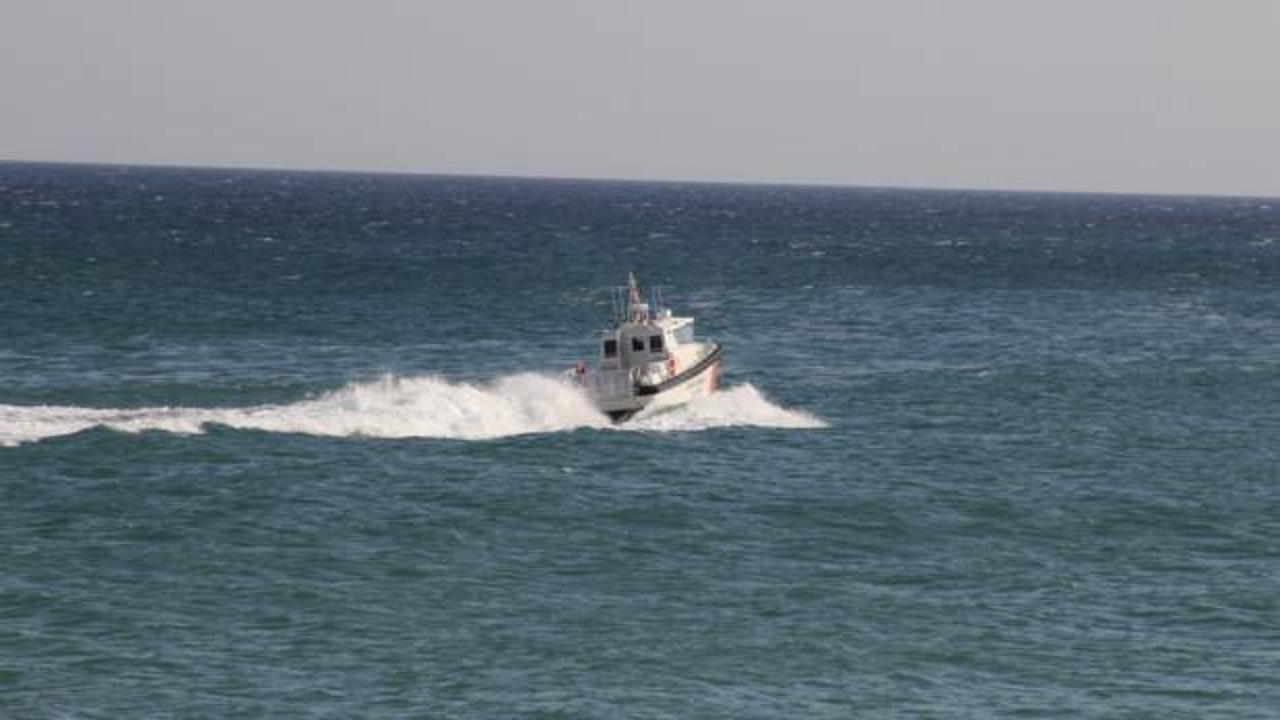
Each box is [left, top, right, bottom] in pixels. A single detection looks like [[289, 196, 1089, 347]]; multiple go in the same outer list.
[[0, 374, 824, 446], [627, 384, 827, 432]]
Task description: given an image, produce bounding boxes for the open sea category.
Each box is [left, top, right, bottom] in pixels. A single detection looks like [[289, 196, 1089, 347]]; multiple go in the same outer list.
[[1, 162, 1277, 717]]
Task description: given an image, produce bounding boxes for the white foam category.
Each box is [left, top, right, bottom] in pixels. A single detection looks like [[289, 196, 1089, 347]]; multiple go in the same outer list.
[[0, 374, 824, 446], [625, 383, 827, 432]]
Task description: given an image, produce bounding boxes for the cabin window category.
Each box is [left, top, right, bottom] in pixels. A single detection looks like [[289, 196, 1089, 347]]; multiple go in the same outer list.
[[674, 326, 695, 345], [649, 335, 664, 352], [632, 337, 645, 352], [603, 339, 618, 358]]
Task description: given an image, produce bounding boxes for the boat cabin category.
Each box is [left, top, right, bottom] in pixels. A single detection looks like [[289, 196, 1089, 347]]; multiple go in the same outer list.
[[599, 314, 695, 372]]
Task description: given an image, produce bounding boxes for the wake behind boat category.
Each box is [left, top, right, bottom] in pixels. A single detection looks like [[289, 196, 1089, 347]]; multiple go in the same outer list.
[[571, 274, 723, 422]]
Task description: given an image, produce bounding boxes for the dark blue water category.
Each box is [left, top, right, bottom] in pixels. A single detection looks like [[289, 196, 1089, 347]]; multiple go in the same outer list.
[[2, 162, 1278, 717]]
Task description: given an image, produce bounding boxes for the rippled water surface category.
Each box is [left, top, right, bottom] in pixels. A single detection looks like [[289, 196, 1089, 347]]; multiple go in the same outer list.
[[2, 163, 1278, 717]]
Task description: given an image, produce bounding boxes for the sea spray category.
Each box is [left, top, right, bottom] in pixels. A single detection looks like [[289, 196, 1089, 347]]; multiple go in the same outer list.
[[0, 374, 823, 446], [626, 384, 827, 432], [219, 373, 612, 440]]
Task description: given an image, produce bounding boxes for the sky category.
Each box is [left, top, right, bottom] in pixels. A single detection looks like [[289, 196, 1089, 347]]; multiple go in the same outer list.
[[2, 0, 1279, 197]]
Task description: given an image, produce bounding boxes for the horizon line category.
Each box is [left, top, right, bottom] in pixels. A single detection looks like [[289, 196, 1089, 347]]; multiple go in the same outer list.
[[2, 157, 1277, 203]]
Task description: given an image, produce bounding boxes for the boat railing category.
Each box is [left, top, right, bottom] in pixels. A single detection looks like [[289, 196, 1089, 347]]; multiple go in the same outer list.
[[611, 279, 666, 325]]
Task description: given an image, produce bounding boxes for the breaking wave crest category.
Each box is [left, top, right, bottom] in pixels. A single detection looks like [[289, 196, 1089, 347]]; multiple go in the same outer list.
[[0, 374, 825, 446]]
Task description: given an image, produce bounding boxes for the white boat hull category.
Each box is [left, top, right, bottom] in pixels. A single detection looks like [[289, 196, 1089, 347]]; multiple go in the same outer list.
[[595, 343, 723, 422]]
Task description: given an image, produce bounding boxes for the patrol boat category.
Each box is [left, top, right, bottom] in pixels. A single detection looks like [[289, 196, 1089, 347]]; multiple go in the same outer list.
[[571, 274, 723, 422]]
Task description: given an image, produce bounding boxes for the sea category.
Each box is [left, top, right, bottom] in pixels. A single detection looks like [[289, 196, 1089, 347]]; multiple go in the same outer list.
[[1, 162, 1277, 717]]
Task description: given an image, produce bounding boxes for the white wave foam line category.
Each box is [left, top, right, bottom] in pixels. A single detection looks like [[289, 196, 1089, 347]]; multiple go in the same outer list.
[[0, 374, 608, 446], [0, 375, 824, 446], [624, 383, 827, 432]]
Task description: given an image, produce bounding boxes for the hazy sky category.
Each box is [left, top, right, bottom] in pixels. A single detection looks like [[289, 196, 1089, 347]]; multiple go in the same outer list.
[[3, 1, 1278, 196]]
